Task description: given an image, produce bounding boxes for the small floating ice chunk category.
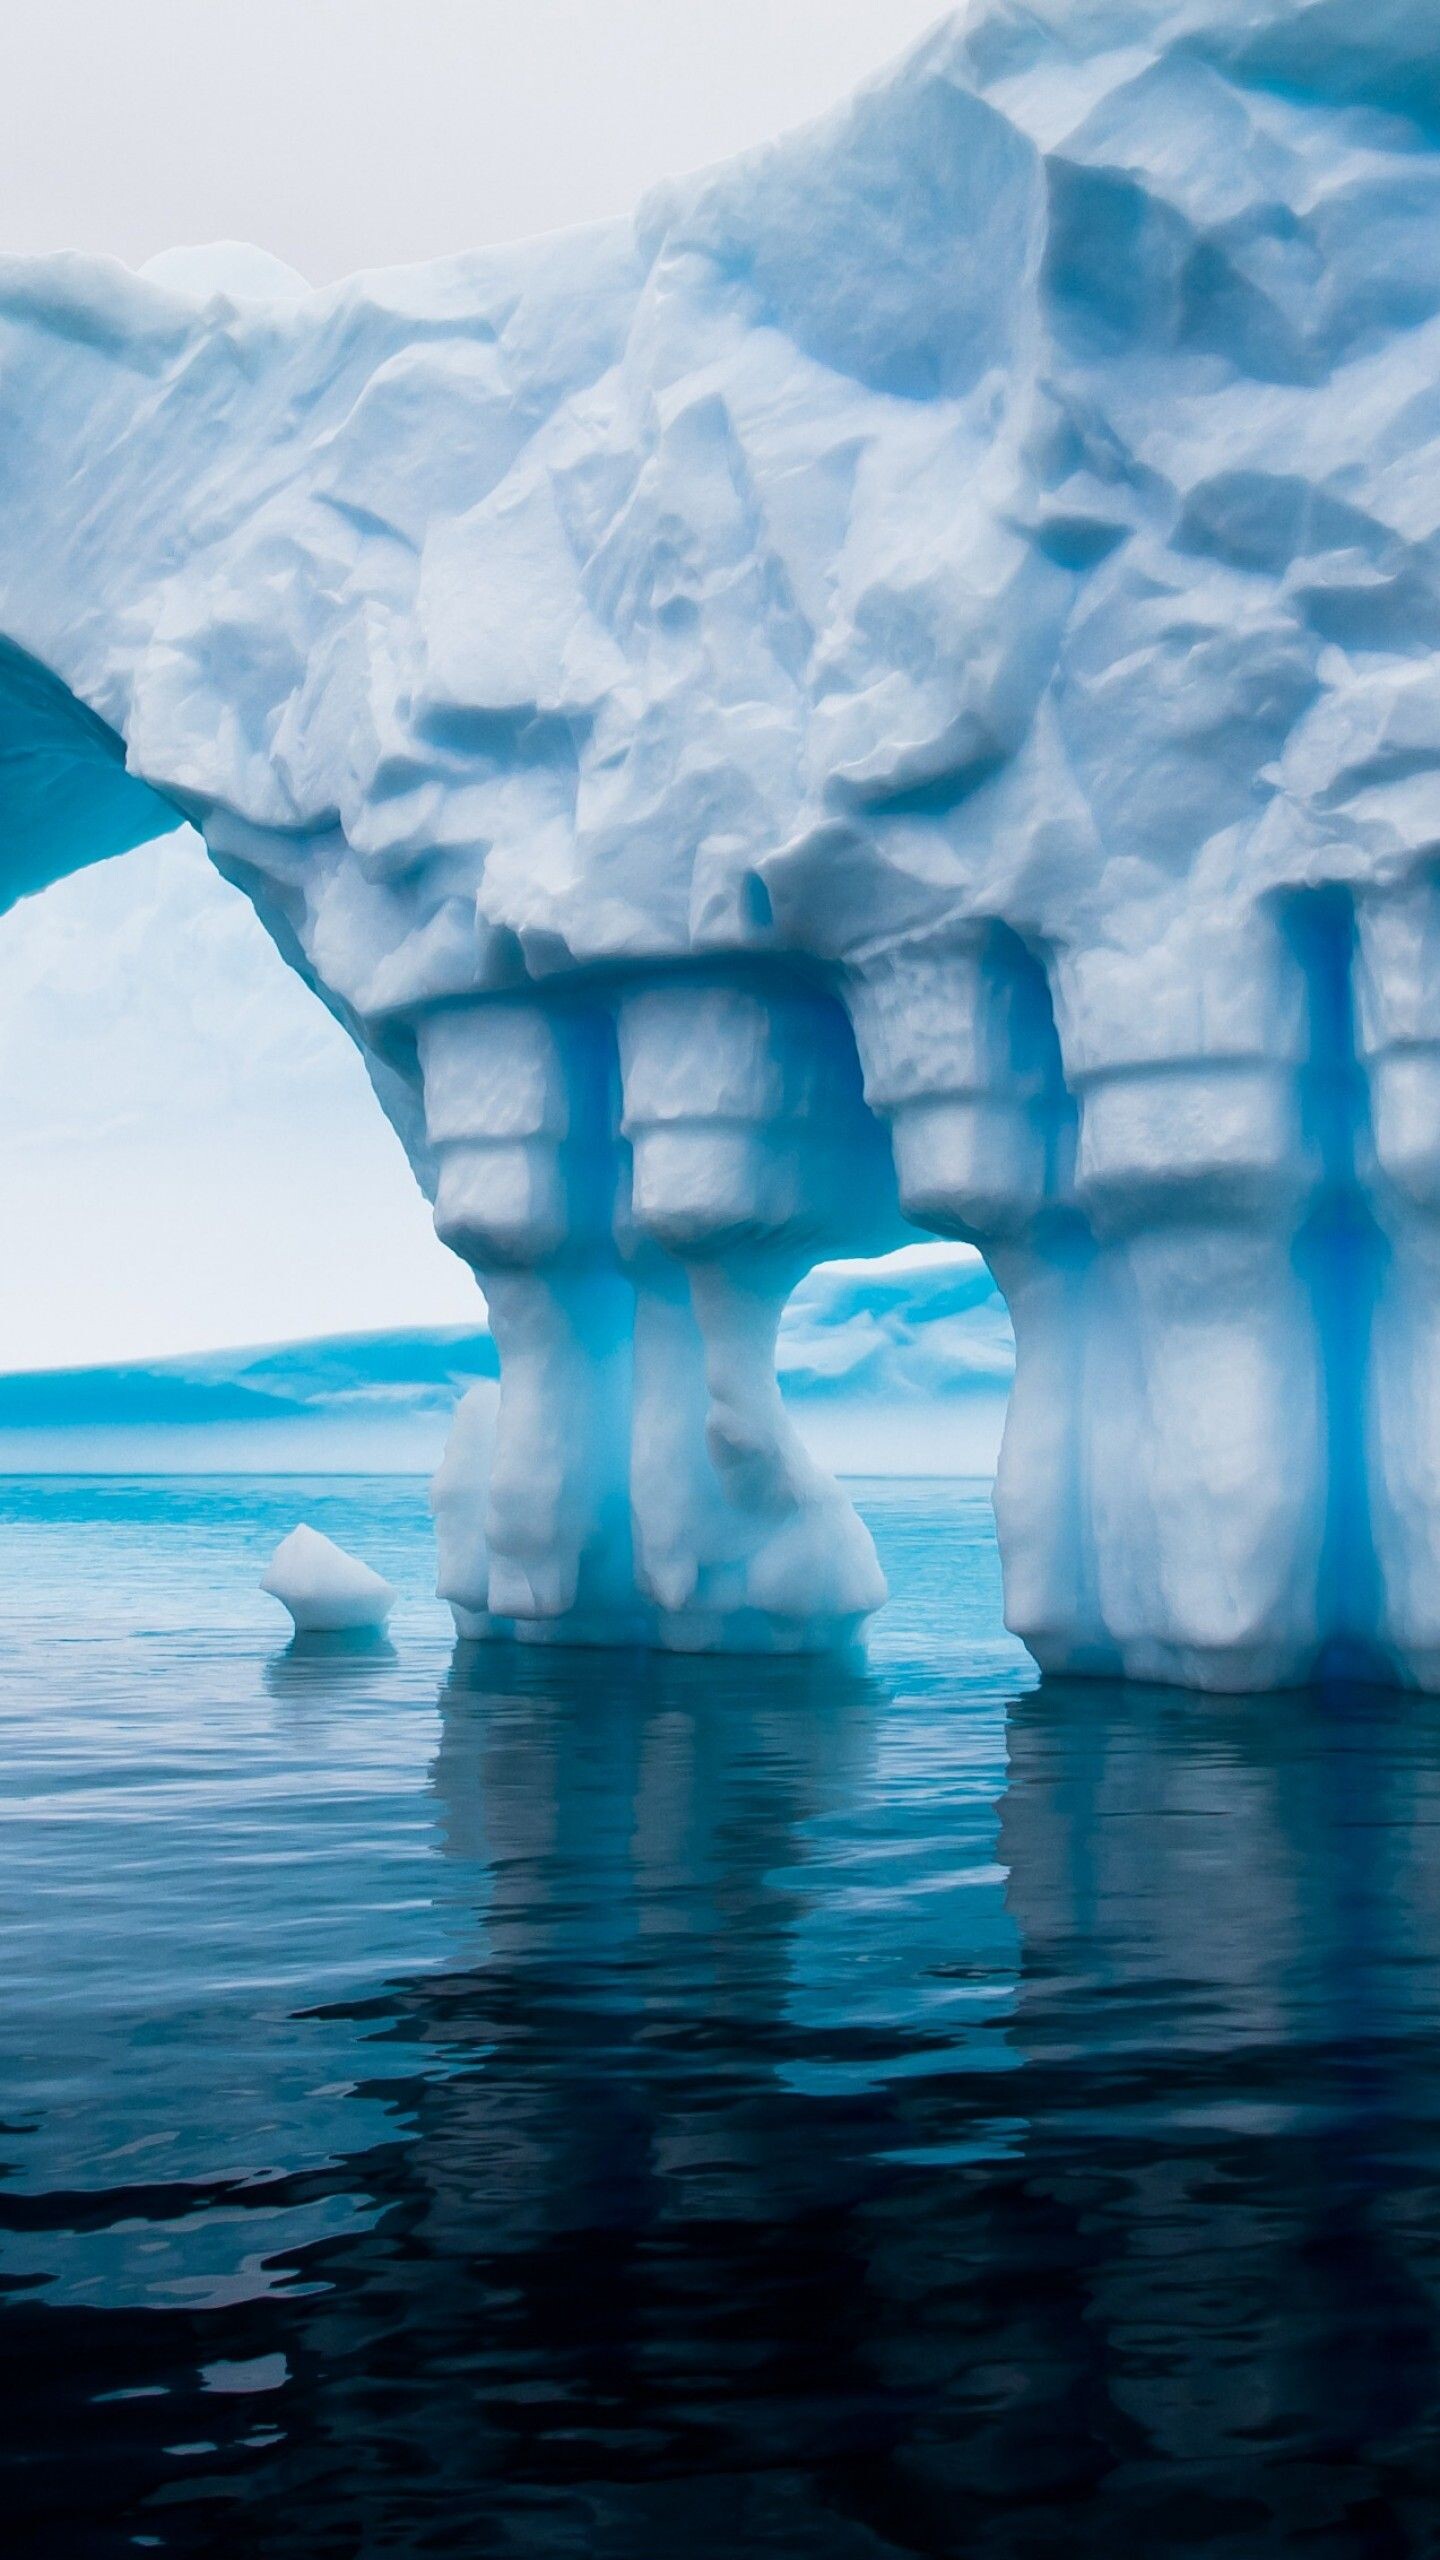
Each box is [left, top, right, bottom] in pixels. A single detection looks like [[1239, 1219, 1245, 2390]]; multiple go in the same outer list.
[[261, 1525, 395, 1634]]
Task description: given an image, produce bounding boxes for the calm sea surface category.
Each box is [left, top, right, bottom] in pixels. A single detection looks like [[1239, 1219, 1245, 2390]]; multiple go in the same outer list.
[[1, 1476, 1439, 2555]]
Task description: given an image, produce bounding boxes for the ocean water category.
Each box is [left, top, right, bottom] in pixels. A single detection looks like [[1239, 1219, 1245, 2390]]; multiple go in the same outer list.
[[1, 1479, 1439, 2556]]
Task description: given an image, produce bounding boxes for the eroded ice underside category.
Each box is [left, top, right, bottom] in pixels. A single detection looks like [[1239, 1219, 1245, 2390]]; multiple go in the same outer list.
[[1, 0, 1438, 1685]]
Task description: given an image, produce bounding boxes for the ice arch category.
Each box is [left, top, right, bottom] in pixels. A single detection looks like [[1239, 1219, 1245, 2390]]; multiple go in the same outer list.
[[0, 639, 911, 1652], [5, 0, 1440, 1687]]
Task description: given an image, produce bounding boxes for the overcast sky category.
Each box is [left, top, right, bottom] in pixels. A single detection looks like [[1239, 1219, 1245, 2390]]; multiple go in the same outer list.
[[1, 0, 945, 280], [0, 0, 946, 1371]]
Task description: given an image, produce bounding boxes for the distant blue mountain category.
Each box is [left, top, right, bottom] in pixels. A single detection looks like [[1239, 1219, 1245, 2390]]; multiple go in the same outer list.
[[0, 1248, 1012, 1475]]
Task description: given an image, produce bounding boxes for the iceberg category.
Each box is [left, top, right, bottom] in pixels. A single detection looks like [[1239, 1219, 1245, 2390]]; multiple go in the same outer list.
[[0, 0, 1437, 1684], [261, 1526, 396, 1635]]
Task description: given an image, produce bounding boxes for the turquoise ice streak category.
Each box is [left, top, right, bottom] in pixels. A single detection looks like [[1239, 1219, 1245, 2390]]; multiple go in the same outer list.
[[2, 1478, 1440, 2555]]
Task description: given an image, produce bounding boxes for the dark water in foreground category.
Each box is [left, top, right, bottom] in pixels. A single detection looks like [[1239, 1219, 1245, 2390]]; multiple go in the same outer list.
[[2, 1480, 1440, 2556]]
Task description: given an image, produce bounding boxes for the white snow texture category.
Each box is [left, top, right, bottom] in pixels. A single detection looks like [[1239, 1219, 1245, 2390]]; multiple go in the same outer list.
[[0, 0, 1436, 1686]]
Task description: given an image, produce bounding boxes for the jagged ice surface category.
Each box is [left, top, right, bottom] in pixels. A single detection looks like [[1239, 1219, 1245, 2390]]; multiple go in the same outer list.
[[0, 0, 1437, 1683]]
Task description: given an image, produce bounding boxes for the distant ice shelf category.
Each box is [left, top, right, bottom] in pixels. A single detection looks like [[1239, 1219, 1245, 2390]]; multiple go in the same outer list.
[[1, 1, 1438, 1683], [0, 1247, 1013, 1479]]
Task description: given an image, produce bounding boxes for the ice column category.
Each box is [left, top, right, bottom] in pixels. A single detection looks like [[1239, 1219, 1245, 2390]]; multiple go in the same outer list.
[[1355, 879, 1440, 1690], [419, 998, 635, 1641], [418, 972, 891, 1653], [617, 972, 890, 1651], [1062, 923, 1327, 1692]]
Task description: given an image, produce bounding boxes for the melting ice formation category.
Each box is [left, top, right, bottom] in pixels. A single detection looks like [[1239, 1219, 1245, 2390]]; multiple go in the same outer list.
[[4, 2, 1440, 1685], [261, 1526, 396, 1636]]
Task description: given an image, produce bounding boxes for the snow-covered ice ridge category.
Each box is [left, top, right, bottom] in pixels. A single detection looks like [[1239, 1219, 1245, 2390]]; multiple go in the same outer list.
[[3, 0, 1440, 1685]]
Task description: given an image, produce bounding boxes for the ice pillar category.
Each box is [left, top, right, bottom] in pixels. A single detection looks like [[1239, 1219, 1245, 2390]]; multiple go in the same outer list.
[[617, 973, 889, 1651], [419, 999, 636, 1641], [417, 973, 892, 1653]]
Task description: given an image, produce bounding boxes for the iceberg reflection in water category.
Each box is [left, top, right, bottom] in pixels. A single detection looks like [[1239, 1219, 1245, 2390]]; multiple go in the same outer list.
[[1, 1478, 1439, 2554]]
